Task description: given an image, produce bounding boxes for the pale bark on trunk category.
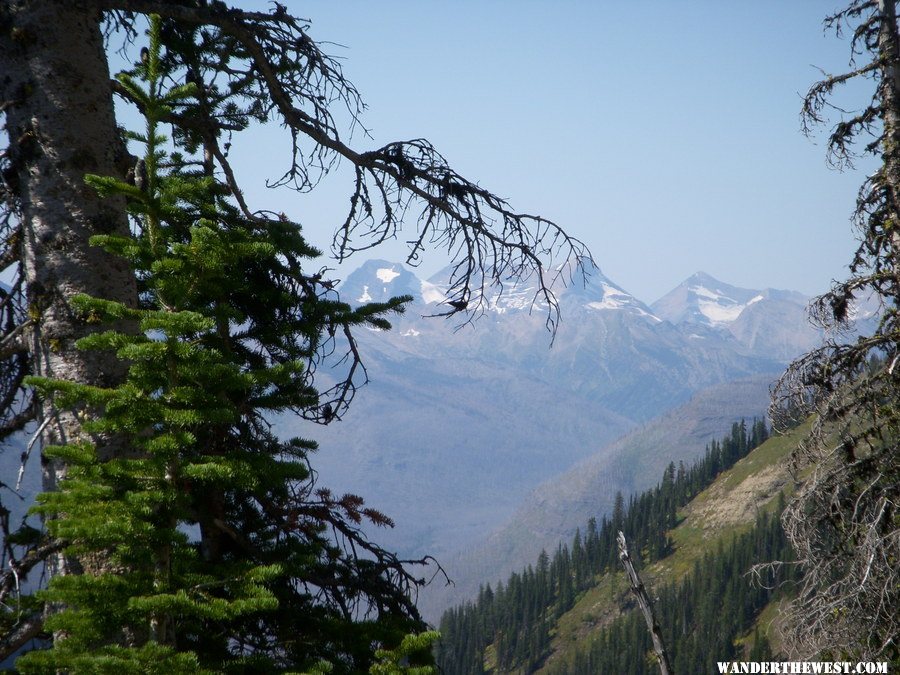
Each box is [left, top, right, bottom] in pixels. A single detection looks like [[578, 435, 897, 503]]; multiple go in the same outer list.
[[0, 0, 137, 574], [618, 531, 674, 675]]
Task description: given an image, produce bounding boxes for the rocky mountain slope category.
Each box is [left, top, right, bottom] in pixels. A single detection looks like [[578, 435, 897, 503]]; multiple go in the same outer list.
[[436, 419, 804, 673], [275, 260, 792, 564], [537, 420, 803, 672], [416, 375, 775, 620]]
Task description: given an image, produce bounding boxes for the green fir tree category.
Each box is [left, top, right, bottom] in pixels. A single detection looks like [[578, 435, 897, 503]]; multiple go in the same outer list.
[[17, 17, 427, 674]]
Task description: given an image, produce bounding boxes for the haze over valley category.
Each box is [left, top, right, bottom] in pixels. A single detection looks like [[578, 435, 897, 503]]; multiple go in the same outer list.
[[275, 257, 876, 618]]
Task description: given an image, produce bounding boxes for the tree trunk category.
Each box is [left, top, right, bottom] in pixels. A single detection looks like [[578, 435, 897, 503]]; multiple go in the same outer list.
[[877, 0, 900, 289], [0, 0, 137, 572], [618, 531, 674, 675]]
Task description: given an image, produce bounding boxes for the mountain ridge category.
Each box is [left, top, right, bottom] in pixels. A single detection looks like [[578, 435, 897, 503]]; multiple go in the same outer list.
[[276, 259, 852, 624], [416, 374, 776, 621]]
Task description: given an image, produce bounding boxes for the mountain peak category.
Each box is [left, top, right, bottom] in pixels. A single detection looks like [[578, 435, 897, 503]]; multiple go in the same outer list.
[[687, 270, 725, 286], [342, 257, 664, 321], [648, 273, 828, 361], [652, 273, 764, 328], [564, 265, 659, 320], [339, 260, 427, 305]]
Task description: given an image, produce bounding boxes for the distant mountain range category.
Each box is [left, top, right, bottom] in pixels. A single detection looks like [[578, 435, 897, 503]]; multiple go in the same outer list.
[[653, 271, 842, 361], [273, 258, 874, 620]]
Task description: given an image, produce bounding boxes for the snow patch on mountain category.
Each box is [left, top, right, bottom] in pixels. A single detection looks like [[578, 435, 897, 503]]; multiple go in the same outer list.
[[574, 275, 659, 320], [692, 286, 722, 301], [420, 280, 447, 305], [357, 286, 373, 303], [653, 273, 771, 329], [585, 283, 660, 320], [586, 283, 632, 311], [694, 286, 746, 325], [376, 267, 401, 283], [686, 282, 771, 326], [487, 285, 543, 313]]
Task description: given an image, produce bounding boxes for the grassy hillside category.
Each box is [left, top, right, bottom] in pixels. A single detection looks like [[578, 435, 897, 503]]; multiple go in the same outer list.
[[538, 422, 804, 672], [436, 420, 805, 674]]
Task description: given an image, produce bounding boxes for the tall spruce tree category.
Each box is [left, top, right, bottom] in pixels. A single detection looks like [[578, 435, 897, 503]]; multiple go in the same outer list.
[[0, 1, 589, 670], [771, 0, 900, 662]]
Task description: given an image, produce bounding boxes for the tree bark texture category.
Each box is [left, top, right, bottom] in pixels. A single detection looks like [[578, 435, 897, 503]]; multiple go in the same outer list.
[[0, 0, 137, 571], [877, 0, 900, 287]]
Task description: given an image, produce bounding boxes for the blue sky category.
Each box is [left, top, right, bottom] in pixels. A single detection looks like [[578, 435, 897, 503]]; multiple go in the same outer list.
[[227, 2, 873, 304]]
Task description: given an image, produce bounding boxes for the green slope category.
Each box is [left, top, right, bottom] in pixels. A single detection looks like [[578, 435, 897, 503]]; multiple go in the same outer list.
[[537, 422, 805, 673], [436, 421, 805, 674]]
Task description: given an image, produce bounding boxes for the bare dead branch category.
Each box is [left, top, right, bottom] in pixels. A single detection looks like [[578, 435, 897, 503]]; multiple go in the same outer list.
[[0, 611, 44, 664], [99, 0, 592, 335], [618, 531, 673, 675]]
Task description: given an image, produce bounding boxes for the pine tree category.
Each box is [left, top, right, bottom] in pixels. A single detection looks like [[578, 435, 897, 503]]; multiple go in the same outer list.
[[772, 0, 900, 661], [12, 18, 431, 673], [611, 491, 625, 532]]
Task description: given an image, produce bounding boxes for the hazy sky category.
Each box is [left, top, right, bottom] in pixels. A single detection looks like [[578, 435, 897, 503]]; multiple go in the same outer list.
[[225, 1, 873, 304]]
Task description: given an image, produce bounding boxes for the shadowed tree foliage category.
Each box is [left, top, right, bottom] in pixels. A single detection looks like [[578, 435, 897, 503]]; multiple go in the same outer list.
[[0, 1, 589, 670], [771, 0, 900, 662]]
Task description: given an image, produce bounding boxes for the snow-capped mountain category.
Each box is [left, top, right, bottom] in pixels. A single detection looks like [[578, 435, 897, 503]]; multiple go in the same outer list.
[[344, 257, 661, 322], [274, 259, 886, 621], [650, 272, 823, 360], [650, 271, 801, 327], [276, 259, 792, 571], [556, 259, 660, 320], [340, 259, 433, 305]]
